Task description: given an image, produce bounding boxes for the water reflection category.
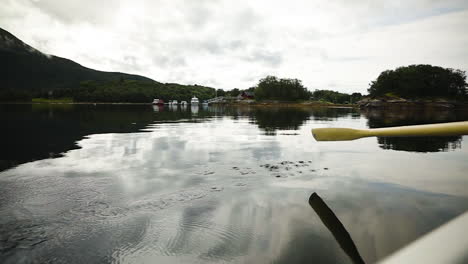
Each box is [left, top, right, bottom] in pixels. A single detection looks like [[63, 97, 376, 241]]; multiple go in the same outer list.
[[308, 107, 358, 121], [191, 105, 199, 115], [250, 107, 310, 135], [3, 105, 468, 172], [152, 105, 163, 112], [363, 108, 468, 152], [1, 104, 468, 263]]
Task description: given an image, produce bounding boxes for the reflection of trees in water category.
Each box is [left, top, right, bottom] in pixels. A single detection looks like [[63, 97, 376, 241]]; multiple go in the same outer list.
[[377, 136, 462, 152], [362, 108, 468, 152], [0, 104, 215, 171], [308, 107, 358, 121], [201, 106, 357, 133], [250, 108, 310, 134], [242, 106, 357, 135]]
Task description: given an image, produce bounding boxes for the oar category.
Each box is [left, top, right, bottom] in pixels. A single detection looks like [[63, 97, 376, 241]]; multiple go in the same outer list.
[[309, 192, 365, 264], [311, 121, 468, 141]]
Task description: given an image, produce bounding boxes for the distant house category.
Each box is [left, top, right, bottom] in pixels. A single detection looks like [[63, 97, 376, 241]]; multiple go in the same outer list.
[[237, 91, 254, 100]]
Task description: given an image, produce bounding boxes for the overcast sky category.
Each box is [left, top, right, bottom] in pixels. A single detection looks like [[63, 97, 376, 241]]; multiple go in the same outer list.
[[1, 0, 468, 93]]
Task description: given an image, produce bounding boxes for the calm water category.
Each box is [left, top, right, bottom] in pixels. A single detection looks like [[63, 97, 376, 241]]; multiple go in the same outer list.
[[1, 104, 468, 263]]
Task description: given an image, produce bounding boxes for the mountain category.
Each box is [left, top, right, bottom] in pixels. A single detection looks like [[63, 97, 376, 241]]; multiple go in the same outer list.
[[0, 27, 156, 92]]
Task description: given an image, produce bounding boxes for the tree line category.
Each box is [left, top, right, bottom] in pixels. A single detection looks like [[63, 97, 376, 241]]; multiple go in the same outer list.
[[0, 76, 363, 104], [252, 75, 362, 103], [0, 80, 216, 103], [4, 64, 464, 103], [310, 90, 362, 104]]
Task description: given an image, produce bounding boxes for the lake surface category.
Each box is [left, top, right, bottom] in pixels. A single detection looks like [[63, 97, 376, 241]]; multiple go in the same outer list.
[[1, 104, 468, 263]]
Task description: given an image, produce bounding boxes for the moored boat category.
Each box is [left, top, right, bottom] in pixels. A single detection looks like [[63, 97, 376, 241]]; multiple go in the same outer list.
[[152, 99, 164, 105], [191, 96, 199, 105]]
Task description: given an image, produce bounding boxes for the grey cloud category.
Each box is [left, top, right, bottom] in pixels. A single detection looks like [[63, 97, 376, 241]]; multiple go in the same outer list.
[[31, 36, 51, 51], [200, 40, 223, 54], [241, 75, 258, 83], [320, 50, 369, 62], [334, 0, 468, 28], [152, 55, 187, 68], [197, 39, 248, 55], [202, 78, 221, 87], [228, 40, 245, 50], [181, 0, 217, 29], [167, 38, 242, 57], [232, 7, 259, 31], [30, 0, 120, 24], [0, 1, 25, 22], [123, 55, 141, 70], [79, 54, 144, 74], [114, 55, 144, 72], [243, 50, 283, 67]]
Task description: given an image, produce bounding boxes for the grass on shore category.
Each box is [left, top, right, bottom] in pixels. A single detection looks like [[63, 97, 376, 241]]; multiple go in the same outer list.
[[32, 97, 74, 103]]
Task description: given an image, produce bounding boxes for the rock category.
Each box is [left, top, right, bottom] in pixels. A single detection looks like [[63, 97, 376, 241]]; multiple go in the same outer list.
[[387, 98, 407, 103], [367, 99, 384, 107]]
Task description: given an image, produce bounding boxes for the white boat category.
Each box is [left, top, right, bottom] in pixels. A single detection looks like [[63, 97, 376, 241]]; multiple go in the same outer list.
[[180, 101, 187, 105], [190, 96, 199, 105], [171, 100, 178, 105]]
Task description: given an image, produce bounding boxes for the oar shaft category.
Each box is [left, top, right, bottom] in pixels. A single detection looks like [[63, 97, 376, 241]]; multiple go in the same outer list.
[[312, 121, 468, 141], [367, 121, 468, 137]]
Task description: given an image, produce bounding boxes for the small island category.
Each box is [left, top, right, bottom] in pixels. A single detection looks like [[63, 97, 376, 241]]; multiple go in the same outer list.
[[358, 64, 468, 109]]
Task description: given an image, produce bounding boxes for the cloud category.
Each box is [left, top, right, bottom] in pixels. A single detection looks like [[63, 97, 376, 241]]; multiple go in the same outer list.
[[243, 49, 283, 67], [29, 0, 120, 25], [1, 0, 468, 93]]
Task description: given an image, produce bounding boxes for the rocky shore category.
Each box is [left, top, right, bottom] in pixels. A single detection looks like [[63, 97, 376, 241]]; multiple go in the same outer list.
[[357, 98, 468, 109]]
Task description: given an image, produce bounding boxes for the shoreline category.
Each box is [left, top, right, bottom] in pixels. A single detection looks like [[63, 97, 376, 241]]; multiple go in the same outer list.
[[0, 101, 357, 108], [357, 98, 468, 110], [2, 100, 468, 109]]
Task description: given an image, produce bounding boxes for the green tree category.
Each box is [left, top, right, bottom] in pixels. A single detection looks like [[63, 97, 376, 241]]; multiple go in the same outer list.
[[311, 89, 352, 104], [368, 65, 467, 99], [254, 76, 310, 101], [228, 88, 240, 97], [216, 89, 226, 97]]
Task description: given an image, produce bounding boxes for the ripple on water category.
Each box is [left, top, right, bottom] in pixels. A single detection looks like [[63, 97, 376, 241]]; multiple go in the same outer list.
[[112, 188, 255, 263], [130, 186, 224, 212], [0, 220, 50, 254], [133, 201, 254, 262], [68, 200, 128, 220]]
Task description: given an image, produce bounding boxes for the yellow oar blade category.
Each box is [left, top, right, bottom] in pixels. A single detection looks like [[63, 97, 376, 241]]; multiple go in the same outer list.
[[312, 121, 468, 142], [311, 128, 367, 141]]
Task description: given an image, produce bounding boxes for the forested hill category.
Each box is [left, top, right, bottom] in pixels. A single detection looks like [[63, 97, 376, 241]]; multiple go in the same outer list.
[[0, 27, 155, 92]]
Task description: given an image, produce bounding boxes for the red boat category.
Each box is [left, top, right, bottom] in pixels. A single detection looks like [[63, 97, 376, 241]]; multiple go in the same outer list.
[[152, 99, 164, 105]]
